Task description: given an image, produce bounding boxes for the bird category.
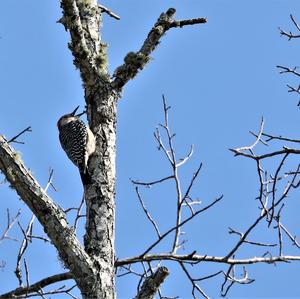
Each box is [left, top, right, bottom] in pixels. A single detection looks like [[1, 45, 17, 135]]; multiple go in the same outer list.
[[57, 106, 95, 185]]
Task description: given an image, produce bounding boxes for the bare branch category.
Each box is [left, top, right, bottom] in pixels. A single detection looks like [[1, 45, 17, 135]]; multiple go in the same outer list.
[[221, 266, 254, 297], [98, 4, 120, 20], [0, 272, 73, 298], [44, 168, 57, 193], [131, 175, 174, 187], [135, 266, 169, 299], [275, 206, 284, 256], [0, 135, 95, 291], [277, 65, 300, 77], [112, 8, 206, 90], [279, 222, 300, 249], [230, 146, 300, 160], [279, 14, 300, 40], [0, 209, 21, 243], [180, 263, 209, 299], [135, 187, 161, 238], [182, 163, 203, 203], [8, 126, 32, 144], [261, 132, 300, 144], [137, 195, 222, 257], [232, 118, 264, 153], [225, 213, 266, 259], [176, 145, 194, 168], [116, 252, 300, 268], [228, 227, 277, 247], [73, 195, 85, 231], [15, 215, 35, 286], [269, 153, 289, 225]]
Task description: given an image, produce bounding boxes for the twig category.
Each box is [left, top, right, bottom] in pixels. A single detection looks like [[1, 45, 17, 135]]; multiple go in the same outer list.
[[8, 126, 32, 144], [279, 222, 300, 249], [139, 195, 223, 257], [228, 227, 276, 247], [73, 195, 85, 231], [230, 147, 300, 160], [221, 266, 254, 297], [275, 205, 284, 256], [98, 4, 120, 20], [180, 263, 209, 299], [261, 132, 300, 144], [24, 259, 30, 294], [0, 272, 73, 298], [135, 187, 161, 238], [277, 65, 300, 78], [131, 175, 174, 187], [44, 168, 57, 193], [0, 209, 21, 243], [279, 14, 300, 40], [232, 118, 264, 153], [159, 96, 183, 254], [15, 215, 35, 286], [268, 153, 289, 226]]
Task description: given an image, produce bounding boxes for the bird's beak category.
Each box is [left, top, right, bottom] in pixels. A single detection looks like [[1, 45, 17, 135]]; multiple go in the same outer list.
[[71, 106, 80, 116], [76, 110, 86, 117]]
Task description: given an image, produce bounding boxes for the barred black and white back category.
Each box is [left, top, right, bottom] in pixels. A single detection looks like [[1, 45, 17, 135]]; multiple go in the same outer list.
[[57, 107, 96, 185], [59, 120, 88, 172]]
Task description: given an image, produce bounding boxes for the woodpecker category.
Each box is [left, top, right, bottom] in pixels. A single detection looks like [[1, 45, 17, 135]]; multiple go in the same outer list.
[[57, 106, 96, 185]]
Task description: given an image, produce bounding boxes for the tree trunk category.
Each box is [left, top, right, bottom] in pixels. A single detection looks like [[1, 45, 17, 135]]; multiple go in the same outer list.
[[82, 87, 118, 298]]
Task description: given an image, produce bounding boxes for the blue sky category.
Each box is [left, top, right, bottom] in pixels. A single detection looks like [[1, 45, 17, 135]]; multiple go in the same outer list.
[[1, 1, 300, 298]]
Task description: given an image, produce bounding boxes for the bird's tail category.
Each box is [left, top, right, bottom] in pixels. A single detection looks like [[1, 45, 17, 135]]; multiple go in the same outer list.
[[80, 169, 92, 185]]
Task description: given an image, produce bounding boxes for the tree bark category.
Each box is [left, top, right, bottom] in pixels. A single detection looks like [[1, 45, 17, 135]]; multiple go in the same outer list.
[[0, 2, 206, 297], [0, 136, 97, 295]]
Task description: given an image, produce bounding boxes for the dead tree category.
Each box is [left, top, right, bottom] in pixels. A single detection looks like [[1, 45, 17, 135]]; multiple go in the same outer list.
[[0, 2, 206, 298], [1, 3, 300, 299]]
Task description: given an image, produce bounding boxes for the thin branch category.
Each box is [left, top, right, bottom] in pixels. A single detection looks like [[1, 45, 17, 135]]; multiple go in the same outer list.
[[232, 118, 264, 153], [176, 145, 194, 168], [221, 266, 254, 297], [0, 272, 73, 298], [269, 153, 289, 226], [73, 195, 85, 231], [180, 263, 209, 299], [131, 175, 174, 187], [44, 168, 57, 193], [0, 209, 21, 243], [24, 259, 30, 293], [98, 3, 120, 20], [276, 206, 284, 256], [279, 222, 300, 249], [230, 147, 300, 160], [112, 8, 207, 90], [225, 213, 266, 259], [182, 163, 203, 203], [139, 195, 223, 257], [15, 215, 35, 286], [228, 227, 277, 247], [277, 65, 300, 78], [279, 14, 300, 40], [8, 126, 32, 144], [261, 132, 300, 144], [135, 187, 161, 238]]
